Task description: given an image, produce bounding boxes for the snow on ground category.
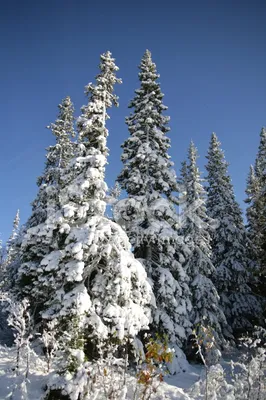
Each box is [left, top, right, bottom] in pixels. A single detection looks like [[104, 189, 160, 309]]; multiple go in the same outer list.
[[165, 363, 202, 390], [0, 346, 48, 400], [1, 343, 264, 400], [13, 344, 266, 400], [125, 375, 193, 400], [0, 345, 202, 400]]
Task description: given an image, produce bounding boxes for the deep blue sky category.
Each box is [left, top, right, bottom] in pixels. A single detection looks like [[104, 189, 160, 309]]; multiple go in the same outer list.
[[1, 0, 265, 242]]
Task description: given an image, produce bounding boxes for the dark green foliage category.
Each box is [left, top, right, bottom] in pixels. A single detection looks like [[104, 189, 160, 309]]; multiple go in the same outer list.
[[206, 133, 263, 332], [245, 128, 266, 300]]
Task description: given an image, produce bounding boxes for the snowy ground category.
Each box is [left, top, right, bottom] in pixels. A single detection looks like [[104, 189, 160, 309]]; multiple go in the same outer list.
[[0, 345, 264, 400], [0, 346, 48, 399], [0, 345, 202, 400]]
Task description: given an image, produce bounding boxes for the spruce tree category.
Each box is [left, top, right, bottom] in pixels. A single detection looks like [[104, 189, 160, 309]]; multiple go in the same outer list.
[[116, 50, 192, 349], [254, 128, 266, 181], [0, 238, 5, 293], [180, 141, 228, 348], [17, 96, 76, 314], [246, 128, 266, 295], [0, 211, 21, 293], [28, 96, 75, 229], [0, 211, 21, 345], [19, 53, 152, 398], [2, 210, 21, 290], [245, 166, 261, 270], [0, 238, 3, 272], [206, 133, 262, 332], [5, 210, 20, 267]]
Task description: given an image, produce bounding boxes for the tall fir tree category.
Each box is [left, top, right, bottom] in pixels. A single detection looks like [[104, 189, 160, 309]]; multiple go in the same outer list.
[[0, 211, 21, 345], [116, 50, 192, 350], [245, 127, 266, 297], [254, 128, 266, 180], [0, 210, 21, 294], [0, 238, 5, 293], [28, 96, 76, 229], [206, 133, 262, 332], [5, 210, 20, 267], [3, 210, 21, 288], [17, 96, 76, 315], [245, 166, 261, 269], [180, 141, 228, 347], [18, 52, 152, 399], [0, 238, 3, 270]]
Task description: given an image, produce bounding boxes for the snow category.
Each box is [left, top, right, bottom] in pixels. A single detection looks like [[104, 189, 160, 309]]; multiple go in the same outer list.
[[0, 346, 48, 400], [0, 345, 201, 400], [7, 344, 261, 400], [40, 251, 62, 272], [63, 204, 76, 218]]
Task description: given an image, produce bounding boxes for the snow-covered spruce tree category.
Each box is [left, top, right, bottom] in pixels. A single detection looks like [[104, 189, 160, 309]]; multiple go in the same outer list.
[[5, 210, 20, 267], [0, 236, 8, 345], [0, 211, 21, 346], [246, 127, 266, 297], [0, 209, 21, 294], [245, 165, 262, 282], [0, 238, 4, 290], [116, 50, 192, 351], [180, 141, 228, 351], [28, 96, 76, 229], [206, 133, 262, 333], [245, 165, 260, 255], [254, 127, 266, 181], [0, 211, 20, 284], [19, 52, 152, 400], [17, 97, 76, 314], [0, 242, 6, 293]]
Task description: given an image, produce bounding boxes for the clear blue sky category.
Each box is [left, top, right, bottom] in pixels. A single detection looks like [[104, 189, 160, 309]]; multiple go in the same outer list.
[[1, 0, 265, 242]]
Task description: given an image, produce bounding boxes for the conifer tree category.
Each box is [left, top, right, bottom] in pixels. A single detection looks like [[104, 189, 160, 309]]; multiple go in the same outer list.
[[245, 166, 261, 268], [0, 238, 5, 297], [28, 96, 75, 229], [246, 128, 266, 295], [0, 211, 20, 292], [5, 210, 20, 266], [0, 238, 4, 280], [180, 141, 227, 346], [0, 211, 21, 345], [0, 238, 3, 269], [17, 97, 76, 312], [206, 133, 262, 332], [1, 210, 21, 291], [18, 53, 152, 399], [116, 50, 192, 349], [254, 128, 266, 181]]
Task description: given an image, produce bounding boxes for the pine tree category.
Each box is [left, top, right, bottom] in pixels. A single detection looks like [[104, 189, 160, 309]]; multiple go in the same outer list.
[[246, 128, 266, 295], [18, 53, 152, 399], [180, 141, 228, 348], [116, 50, 192, 349], [206, 133, 262, 332]]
